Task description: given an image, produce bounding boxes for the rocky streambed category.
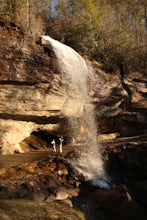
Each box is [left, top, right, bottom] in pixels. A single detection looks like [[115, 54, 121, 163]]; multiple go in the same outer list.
[[0, 139, 147, 220]]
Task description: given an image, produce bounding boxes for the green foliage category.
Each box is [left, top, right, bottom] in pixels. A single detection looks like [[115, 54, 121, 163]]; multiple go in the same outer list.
[[0, 0, 16, 17], [0, 0, 26, 18], [46, 0, 147, 75]]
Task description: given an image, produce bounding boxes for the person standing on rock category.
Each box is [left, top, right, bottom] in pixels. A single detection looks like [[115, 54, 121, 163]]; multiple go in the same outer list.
[[59, 136, 64, 154], [72, 137, 75, 145], [51, 139, 56, 153]]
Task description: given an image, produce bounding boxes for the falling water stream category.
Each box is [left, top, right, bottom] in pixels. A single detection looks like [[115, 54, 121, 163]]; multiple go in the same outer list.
[[42, 36, 110, 188]]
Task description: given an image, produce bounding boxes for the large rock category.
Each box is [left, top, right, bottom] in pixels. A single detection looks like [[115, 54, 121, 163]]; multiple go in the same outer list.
[[0, 119, 59, 154], [129, 181, 147, 213], [124, 72, 147, 109], [85, 186, 145, 220]]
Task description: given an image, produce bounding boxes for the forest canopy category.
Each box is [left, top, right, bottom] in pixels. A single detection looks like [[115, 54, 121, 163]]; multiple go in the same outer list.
[[0, 0, 147, 75]]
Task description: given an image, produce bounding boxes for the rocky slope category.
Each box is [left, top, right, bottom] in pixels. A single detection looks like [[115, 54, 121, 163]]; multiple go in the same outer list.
[[0, 145, 147, 220]]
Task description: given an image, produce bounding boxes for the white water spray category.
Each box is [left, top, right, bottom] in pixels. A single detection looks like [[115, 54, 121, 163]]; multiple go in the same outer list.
[[42, 36, 109, 187]]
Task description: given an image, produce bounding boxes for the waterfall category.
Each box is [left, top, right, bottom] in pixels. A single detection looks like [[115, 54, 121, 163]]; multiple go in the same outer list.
[[42, 36, 109, 188]]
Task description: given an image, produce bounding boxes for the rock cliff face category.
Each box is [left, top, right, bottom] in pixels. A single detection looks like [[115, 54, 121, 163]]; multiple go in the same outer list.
[[0, 16, 146, 154], [0, 16, 64, 153]]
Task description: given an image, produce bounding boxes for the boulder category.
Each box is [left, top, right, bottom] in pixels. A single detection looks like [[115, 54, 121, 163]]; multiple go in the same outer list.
[[85, 186, 145, 220], [129, 181, 147, 213]]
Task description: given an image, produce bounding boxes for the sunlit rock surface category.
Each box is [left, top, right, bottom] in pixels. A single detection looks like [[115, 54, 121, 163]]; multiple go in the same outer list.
[[124, 72, 147, 109], [0, 199, 85, 220], [0, 119, 59, 154]]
